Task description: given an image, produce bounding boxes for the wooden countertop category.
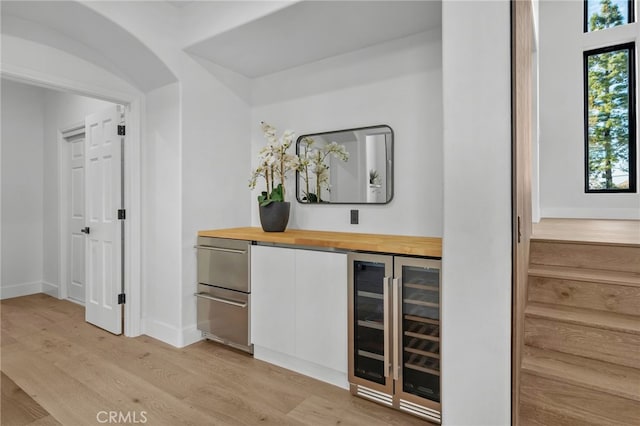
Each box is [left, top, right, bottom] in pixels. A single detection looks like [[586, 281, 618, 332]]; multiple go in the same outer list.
[[198, 227, 442, 258]]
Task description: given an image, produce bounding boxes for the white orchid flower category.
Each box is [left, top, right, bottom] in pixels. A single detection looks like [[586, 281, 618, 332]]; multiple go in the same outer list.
[[250, 121, 300, 202]]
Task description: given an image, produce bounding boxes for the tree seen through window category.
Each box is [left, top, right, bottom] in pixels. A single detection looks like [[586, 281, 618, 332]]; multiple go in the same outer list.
[[584, 0, 636, 192]]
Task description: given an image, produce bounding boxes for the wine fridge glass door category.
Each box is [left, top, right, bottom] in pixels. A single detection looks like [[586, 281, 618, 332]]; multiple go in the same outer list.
[[353, 260, 387, 383], [397, 258, 442, 406], [348, 253, 394, 397]]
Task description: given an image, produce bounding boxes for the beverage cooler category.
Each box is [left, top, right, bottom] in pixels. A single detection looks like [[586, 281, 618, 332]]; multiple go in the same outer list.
[[348, 252, 441, 424]]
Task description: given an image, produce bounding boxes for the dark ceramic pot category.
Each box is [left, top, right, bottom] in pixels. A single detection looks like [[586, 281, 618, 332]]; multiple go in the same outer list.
[[259, 201, 290, 232]]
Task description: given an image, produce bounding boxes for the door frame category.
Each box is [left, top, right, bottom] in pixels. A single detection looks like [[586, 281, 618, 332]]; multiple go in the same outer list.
[[59, 122, 85, 304], [511, 0, 534, 424], [1, 70, 143, 338]]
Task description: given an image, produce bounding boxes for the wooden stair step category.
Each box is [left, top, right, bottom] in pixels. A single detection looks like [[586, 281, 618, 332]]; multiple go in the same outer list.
[[522, 346, 640, 402], [524, 315, 640, 369], [520, 372, 640, 426], [531, 219, 640, 246], [528, 265, 640, 288], [530, 240, 640, 273], [525, 303, 640, 335], [527, 272, 640, 316]]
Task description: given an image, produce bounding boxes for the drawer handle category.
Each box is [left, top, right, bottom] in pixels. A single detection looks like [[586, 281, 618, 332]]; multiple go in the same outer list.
[[196, 245, 247, 255], [194, 292, 247, 308]]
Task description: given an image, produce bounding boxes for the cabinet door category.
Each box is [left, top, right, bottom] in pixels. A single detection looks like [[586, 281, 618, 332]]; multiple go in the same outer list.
[[251, 245, 296, 355], [295, 249, 348, 373]]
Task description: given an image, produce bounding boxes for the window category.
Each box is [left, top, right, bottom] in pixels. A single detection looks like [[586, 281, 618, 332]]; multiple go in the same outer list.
[[583, 42, 636, 192], [584, 0, 635, 32]]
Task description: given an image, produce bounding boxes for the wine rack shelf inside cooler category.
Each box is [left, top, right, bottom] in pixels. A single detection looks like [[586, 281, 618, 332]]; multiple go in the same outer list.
[[357, 320, 384, 330], [403, 299, 439, 308], [357, 290, 383, 300], [358, 349, 385, 362], [404, 319, 440, 342], [405, 346, 440, 359], [405, 329, 440, 377], [404, 282, 438, 292], [405, 360, 440, 376], [403, 286, 439, 308]]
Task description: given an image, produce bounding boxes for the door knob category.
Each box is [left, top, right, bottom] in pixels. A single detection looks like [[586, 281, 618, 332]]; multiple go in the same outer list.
[[81, 227, 90, 234]]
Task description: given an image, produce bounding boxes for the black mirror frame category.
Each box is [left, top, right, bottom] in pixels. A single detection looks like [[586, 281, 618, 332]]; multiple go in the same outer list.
[[295, 124, 394, 205]]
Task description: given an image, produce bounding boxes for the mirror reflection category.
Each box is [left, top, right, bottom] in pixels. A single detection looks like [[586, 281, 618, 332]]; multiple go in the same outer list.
[[296, 125, 393, 204]]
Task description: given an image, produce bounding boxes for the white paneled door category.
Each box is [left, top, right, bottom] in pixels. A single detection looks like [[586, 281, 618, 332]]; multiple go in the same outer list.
[[68, 133, 86, 303], [84, 106, 123, 335]]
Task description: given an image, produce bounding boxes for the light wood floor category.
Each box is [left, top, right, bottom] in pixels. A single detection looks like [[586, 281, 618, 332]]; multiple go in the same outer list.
[[1, 371, 61, 425], [532, 218, 640, 246], [1, 294, 428, 426]]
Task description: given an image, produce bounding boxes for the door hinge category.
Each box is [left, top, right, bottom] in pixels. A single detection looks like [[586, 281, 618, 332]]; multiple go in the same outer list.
[[117, 125, 126, 136], [118, 293, 126, 304], [118, 209, 126, 220]]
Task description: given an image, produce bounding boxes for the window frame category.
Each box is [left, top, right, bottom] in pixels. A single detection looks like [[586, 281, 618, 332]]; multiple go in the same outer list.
[[584, 0, 635, 32], [583, 41, 637, 193]]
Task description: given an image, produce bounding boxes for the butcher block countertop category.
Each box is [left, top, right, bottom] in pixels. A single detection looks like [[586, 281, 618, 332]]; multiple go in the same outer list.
[[198, 227, 442, 258]]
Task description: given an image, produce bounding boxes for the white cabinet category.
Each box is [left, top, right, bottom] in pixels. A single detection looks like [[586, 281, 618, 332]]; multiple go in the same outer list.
[[294, 249, 348, 374], [251, 245, 348, 388], [250, 245, 296, 354]]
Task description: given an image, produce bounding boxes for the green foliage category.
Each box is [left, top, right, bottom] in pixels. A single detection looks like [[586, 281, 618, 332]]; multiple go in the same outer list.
[[258, 184, 284, 206], [301, 192, 320, 203], [586, 0, 631, 190], [589, 0, 624, 30]]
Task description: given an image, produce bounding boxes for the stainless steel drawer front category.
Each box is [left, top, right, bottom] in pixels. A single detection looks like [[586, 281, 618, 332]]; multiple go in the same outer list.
[[196, 284, 250, 349], [197, 237, 250, 292]]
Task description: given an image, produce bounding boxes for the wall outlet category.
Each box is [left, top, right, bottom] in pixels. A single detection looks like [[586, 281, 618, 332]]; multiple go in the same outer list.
[[350, 209, 359, 224]]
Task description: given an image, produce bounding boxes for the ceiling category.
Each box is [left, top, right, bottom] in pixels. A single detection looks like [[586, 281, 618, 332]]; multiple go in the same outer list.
[[184, 0, 442, 78], [166, 1, 195, 8], [1, 1, 177, 92], [0, 1, 440, 89]]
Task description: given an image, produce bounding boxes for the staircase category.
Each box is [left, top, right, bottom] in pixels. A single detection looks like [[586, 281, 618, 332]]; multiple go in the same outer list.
[[520, 237, 640, 426]]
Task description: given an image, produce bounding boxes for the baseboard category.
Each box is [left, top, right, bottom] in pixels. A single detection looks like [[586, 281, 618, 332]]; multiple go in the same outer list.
[[41, 281, 59, 298], [141, 319, 203, 348], [141, 318, 182, 347], [254, 345, 349, 390], [0, 281, 43, 300], [180, 324, 204, 348], [541, 208, 640, 220]]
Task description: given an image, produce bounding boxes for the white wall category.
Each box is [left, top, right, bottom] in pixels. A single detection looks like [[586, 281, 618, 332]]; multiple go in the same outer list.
[[1, 80, 45, 298], [141, 82, 183, 345], [42, 89, 116, 295], [180, 60, 252, 346], [539, 0, 640, 219], [251, 30, 443, 237], [441, 1, 512, 425]]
